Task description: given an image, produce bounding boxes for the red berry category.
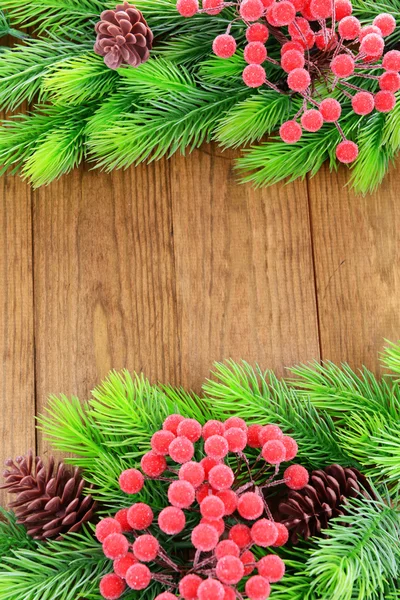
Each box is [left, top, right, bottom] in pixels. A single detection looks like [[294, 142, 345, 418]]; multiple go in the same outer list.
[[201, 495, 225, 519], [163, 414, 184, 434], [383, 50, 400, 71], [240, 0, 264, 20], [141, 451, 167, 477], [223, 586, 236, 600], [177, 0, 199, 16], [319, 98, 341, 122], [379, 70, 400, 92], [215, 539, 241, 559], [257, 555, 285, 582], [151, 430, 175, 455], [203, 0, 224, 14], [281, 41, 304, 55], [192, 523, 220, 551], [113, 553, 137, 578], [100, 573, 126, 600], [179, 574, 203, 600], [241, 549, 256, 575], [115, 508, 131, 532], [247, 424, 263, 448], [168, 480, 196, 508], [119, 468, 144, 494], [198, 579, 225, 600], [201, 457, 220, 479], [246, 23, 269, 43], [125, 564, 151, 590], [281, 49, 305, 73], [155, 594, 178, 600], [224, 427, 247, 452], [177, 418, 202, 442], [103, 533, 129, 560], [281, 436, 298, 460], [179, 461, 205, 487], [132, 534, 159, 562], [127, 502, 153, 530], [288, 17, 312, 40], [205, 435, 229, 460], [338, 16, 361, 39], [359, 25, 382, 41], [244, 42, 267, 65], [96, 518, 122, 542], [196, 482, 213, 503], [251, 519, 278, 547], [266, 3, 280, 26], [375, 90, 396, 112], [360, 33, 384, 57], [169, 436, 194, 463], [224, 417, 247, 431], [216, 489, 238, 515], [300, 109, 323, 132], [261, 0, 275, 8], [279, 120, 302, 144], [200, 517, 225, 536], [262, 440, 286, 464], [315, 30, 338, 51], [310, 0, 332, 18], [373, 13, 396, 37], [245, 576, 271, 600], [284, 464, 310, 489], [287, 68, 311, 92], [208, 464, 234, 490], [243, 64, 266, 88], [158, 506, 186, 534], [334, 0, 352, 20], [259, 425, 283, 445], [203, 420, 225, 440], [271, 0, 296, 24], [229, 523, 252, 548], [272, 522, 289, 546], [290, 0, 306, 10], [237, 492, 264, 519], [331, 53, 355, 78], [216, 555, 245, 585]]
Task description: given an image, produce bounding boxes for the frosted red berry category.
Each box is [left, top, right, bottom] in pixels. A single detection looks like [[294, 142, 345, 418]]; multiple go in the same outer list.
[[257, 555, 285, 582], [155, 594, 178, 600], [201, 495, 225, 519], [216, 489, 237, 515], [383, 50, 400, 71], [331, 53, 355, 77], [315, 31, 338, 50], [113, 553, 137, 578], [114, 509, 131, 532], [319, 98, 341, 122], [127, 503, 154, 530], [119, 468, 144, 494], [259, 425, 283, 445], [281, 49, 305, 73], [375, 90, 397, 112], [379, 70, 400, 92], [287, 68, 311, 92], [239, 0, 264, 20], [279, 120, 302, 144], [103, 533, 129, 560], [243, 64, 266, 88], [246, 23, 269, 43], [177, 0, 199, 16], [224, 417, 247, 431], [200, 517, 225, 536], [310, 0, 332, 18], [198, 579, 225, 600], [281, 41, 304, 55], [163, 414, 184, 435], [360, 33, 384, 57], [215, 539, 241, 559], [223, 586, 236, 600], [244, 42, 267, 65], [262, 440, 286, 464], [271, 0, 296, 25], [169, 436, 195, 463], [224, 427, 247, 452], [301, 109, 323, 132], [216, 555, 245, 585], [205, 435, 229, 460], [196, 482, 213, 503], [203, 0, 224, 14], [338, 16, 361, 39], [96, 518, 122, 542], [281, 436, 298, 460], [208, 464, 234, 490], [192, 523, 219, 551], [100, 573, 126, 600], [229, 523, 252, 548], [141, 451, 167, 477], [237, 492, 264, 520], [158, 506, 186, 535], [251, 519, 278, 547], [359, 25, 382, 41], [125, 563, 151, 590], [151, 430, 176, 455], [132, 534, 160, 562], [241, 549, 256, 575], [373, 13, 396, 36], [284, 464, 310, 489], [272, 522, 289, 546], [336, 139, 359, 163], [245, 576, 271, 600], [177, 418, 202, 442], [179, 574, 203, 600], [247, 424, 263, 448], [179, 461, 205, 488], [203, 420, 225, 440], [334, 0, 352, 20], [168, 480, 196, 508]]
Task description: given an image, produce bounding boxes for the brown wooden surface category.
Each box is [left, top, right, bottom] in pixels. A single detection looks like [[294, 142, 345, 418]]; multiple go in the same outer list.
[[1, 149, 400, 503]]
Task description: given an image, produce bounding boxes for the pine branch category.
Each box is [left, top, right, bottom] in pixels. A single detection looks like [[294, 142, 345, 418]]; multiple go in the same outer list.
[[306, 492, 400, 600], [383, 92, 400, 153], [202, 361, 354, 469], [381, 340, 400, 378], [199, 52, 246, 85], [0, 508, 36, 558]]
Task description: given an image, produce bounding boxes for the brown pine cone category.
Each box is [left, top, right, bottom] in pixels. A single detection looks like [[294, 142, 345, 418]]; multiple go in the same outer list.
[[277, 464, 374, 543], [1, 451, 97, 540], [94, 2, 154, 69]]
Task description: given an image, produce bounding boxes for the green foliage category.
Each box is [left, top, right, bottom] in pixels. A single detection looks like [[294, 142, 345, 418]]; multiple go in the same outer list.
[[0, 509, 36, 558], [381, 339, 400, 377]]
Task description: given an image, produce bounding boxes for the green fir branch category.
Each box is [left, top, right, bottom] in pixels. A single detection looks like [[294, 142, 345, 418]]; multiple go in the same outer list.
[[381, 339, 400, 377], [383, 92, 400, 153], [0, 509, 36, 559]]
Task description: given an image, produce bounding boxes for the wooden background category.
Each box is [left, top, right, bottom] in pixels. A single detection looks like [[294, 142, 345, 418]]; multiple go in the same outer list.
[[1, 148, 399, 504]]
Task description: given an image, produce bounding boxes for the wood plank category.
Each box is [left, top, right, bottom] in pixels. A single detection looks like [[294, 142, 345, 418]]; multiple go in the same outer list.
[[0, 174, 35, 506], [169, 145, 321, 391], [33, 162, 181, 453], [308, 160, 400, 372]]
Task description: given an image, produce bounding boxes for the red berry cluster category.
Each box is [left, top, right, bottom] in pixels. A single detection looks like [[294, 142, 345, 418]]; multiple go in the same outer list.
[[97, 416, 309, 600], [177, 0, 398, 164]]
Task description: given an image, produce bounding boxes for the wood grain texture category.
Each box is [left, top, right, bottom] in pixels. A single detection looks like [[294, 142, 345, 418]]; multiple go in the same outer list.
[[308, 159, 400, 372], [0, 174, 35, 505]]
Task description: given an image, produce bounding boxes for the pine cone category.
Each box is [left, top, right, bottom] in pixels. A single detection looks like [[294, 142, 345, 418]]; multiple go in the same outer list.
[[277, 464, 374, 543], [94, 2, 154, 69], [1, 452, 97, 540]]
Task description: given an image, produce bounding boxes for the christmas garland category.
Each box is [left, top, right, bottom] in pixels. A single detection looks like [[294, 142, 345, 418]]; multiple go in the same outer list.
[[0, 341, 400, 599], [0, 0, 399, 191]]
